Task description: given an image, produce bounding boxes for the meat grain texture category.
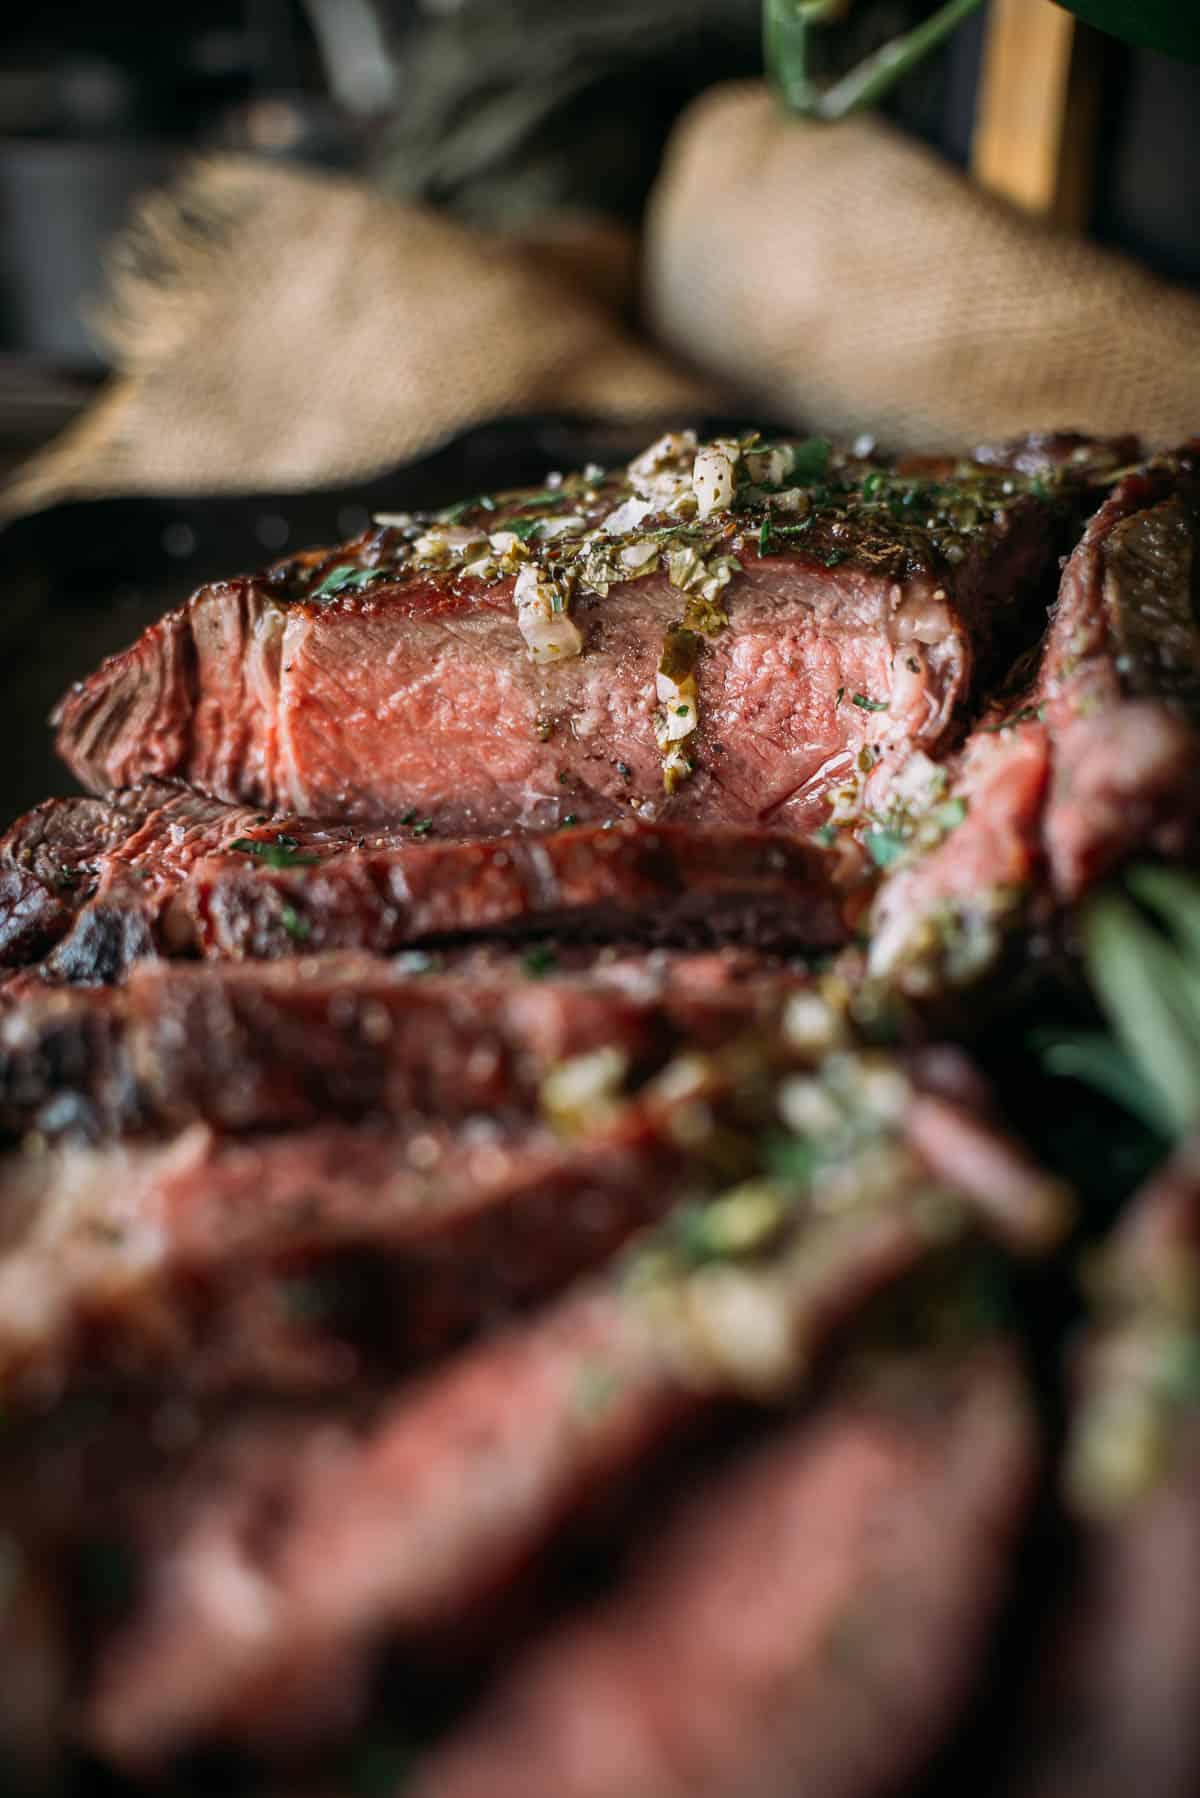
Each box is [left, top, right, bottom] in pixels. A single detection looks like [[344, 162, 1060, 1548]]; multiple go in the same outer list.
[[0, 426, 1197, 1798]]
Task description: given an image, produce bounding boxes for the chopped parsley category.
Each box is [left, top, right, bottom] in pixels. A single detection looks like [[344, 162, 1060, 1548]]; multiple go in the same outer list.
[[864, 827, 907, 870], [562, 813, 579, 827], [791, 436, 832, 482], [441, 493, 497, 524], [758, 516, 772, 556], [311, 564, 387, 601], [823, 549, 848, 568], [523, 946, 559, 978], [410, 818, 434, 837], [279, 904, 311, 942], [229, 834, 320, 869], [501, 515, 549, 542], [852, 693, 889, 713], [835, 686, 845, 709]]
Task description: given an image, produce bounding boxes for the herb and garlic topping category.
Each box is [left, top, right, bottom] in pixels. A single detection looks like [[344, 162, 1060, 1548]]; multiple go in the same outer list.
[[284, 430, 1069, 796]]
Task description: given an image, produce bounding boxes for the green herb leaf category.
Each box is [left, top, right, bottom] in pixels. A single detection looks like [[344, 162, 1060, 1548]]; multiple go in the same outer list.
[[523, 946, 559, 978], [852, 692, 888, 713], [280, 904, 311, 942], [791, 437, 832, 482], [228, 835, 321, 870], [1082, 889, 1200, 1138], [441, 494, 497, 524], [759, 516, 772, 556], [311, 564, 386, 601], [500, 515, 548, 542], [1032, 1031, 1169, 1134], [864, 827, 907, 870]]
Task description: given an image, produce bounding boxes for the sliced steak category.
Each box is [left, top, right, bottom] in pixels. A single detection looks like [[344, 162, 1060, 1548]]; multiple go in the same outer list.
[[80, 1057, 1061, 1765], [0, 1111, 702, 1399], [866, 454, 1200, 997], [1041, 472, 1200, 897], [0, 948, 801, 1144], [1005, 1139, 1200, 1798], [0, 783, 173, 970], [180, 818, 843, 962], [53, 435, 1078, 832], [0, 785, 843, 982], [409, 1346, 1036, 1798]]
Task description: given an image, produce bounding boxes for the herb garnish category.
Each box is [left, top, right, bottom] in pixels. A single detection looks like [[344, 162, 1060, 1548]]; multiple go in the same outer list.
[[814, 823, 838, 847], [791, 436, 832, 482], [759, 516, 772, 556], [523, 946, 559, 978], [441, 494, 497, 524], [279, 904, 311, 941], [852, 693, 889, 713], [835, 687, 845, 708], [229, 834, 320, 869], [864, 827, 907, 870], [311, 564, 388, 601]]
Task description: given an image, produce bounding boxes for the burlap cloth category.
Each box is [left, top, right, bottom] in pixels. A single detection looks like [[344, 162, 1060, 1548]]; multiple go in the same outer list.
[[7, 80, 1200, 515]]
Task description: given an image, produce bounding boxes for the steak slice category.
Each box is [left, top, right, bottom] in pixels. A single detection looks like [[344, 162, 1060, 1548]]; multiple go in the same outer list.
[[866, 453, 1200, 997], [52, 433, 1078, 833], [0, 1111, 703, 1399], [0, 784, 843, 983], [408, 1346, 1035, 1798], [180, 818, 843, 962], [0, 948, 801, 1144], [1005, 1138, 1200, 1798], [0, 999, 1066, 1405], [80, 1054, 1062, 1764], [0, 783, 174, 971]]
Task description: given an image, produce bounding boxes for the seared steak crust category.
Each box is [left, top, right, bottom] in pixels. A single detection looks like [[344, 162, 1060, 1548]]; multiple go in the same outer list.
[[0, 948, 801, 1143], [0, 786, 844, 983]]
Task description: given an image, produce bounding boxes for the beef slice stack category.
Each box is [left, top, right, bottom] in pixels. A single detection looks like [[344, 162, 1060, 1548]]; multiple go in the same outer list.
[[1, 426, 1199, 1798]]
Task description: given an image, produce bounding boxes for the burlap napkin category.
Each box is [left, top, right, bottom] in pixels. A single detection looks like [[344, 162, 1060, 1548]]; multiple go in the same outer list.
[[8, 78, 1200, 515], [2, 155, 715, 515], [645, 82, 1200, 452]]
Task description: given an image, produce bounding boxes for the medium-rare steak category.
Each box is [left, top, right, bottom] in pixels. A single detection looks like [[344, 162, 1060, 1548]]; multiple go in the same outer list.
[[0, 948, 801, 1143], [866, 452, 1200, 996], [0, 783, 843, 983], [408, 1346, 1035, 1798], [0, 988, 1065, 1404], [80, 1040, 1061, 1763], [52, 432, 1088, 833]]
